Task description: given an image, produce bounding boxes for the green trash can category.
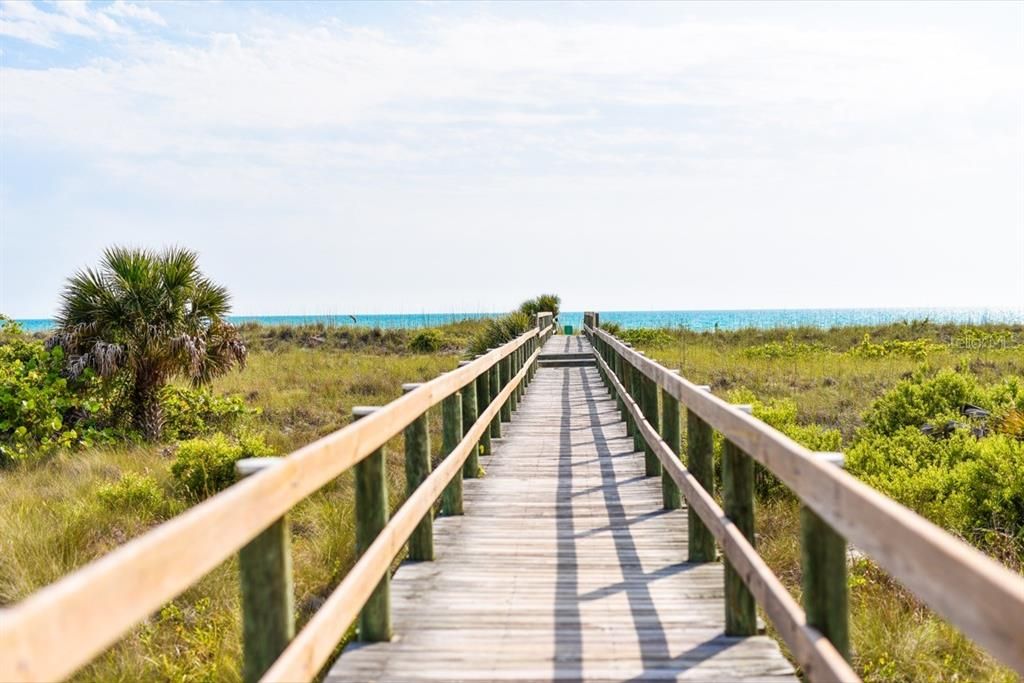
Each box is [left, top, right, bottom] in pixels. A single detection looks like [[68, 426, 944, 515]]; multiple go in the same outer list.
[[563, 325, 574, 335]]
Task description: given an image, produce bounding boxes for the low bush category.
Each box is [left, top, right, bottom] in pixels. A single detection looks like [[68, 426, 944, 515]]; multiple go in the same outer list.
[[848, 333, 942, 360], [159, 385, 255, 440], [409, 329, 446, 353], [0, 316, 114, 464], [619, 328, 675, 349], [849, 430, 1024, 543], [849, 371, 1024, 549], [170, 432, 276, 500], [861, 368, 1021, 436], [598, 321, 623, 335], [742, 334, 833, 359], [95, 472, 168, 519]]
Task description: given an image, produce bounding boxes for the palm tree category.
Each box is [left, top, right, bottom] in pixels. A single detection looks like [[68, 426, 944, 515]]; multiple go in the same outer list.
[[519, 294, 561, 318], [48, 246, 247, 440]]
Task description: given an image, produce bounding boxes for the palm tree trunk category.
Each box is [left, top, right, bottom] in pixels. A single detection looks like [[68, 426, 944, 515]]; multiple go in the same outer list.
[[133, 375, 164, 441]]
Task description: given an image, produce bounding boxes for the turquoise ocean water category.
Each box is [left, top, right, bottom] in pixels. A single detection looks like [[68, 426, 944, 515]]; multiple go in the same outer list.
[[15, 307, 1024, 334]]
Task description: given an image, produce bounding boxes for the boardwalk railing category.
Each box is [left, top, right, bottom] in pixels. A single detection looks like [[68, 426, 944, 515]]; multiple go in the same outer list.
[[0, 317, 556, 683], [582, 313, 1024, 681]]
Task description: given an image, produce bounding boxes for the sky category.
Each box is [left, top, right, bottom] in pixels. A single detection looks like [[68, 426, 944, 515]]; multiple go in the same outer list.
[[1, 0, 1022, 318]]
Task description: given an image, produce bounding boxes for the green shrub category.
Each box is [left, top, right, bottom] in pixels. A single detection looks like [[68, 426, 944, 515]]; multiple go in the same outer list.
[[862, 368, 986, 436], [743, 334, 833, 359], [848, 333, 942, 360], [619, 328, 675, 349], [599, 321, 623, 335], [409, 329, 445, 353], [159, 385, 255, 440], [95, 472, 167, 519], [850, 373, 1024, 547], [170, 432, 275, 499], [0, 315, 114, 464], [849, 430, 1024, 542]]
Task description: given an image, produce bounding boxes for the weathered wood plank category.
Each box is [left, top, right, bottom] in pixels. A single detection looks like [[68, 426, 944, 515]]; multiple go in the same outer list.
[[327, 357, 796, 682]]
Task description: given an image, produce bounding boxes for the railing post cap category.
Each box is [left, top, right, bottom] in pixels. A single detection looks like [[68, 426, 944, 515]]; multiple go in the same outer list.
[[352, 406, 381, 418], [816, 451, 846, 468], [236, 456, 283, 478], [401, 383, 423, 393]]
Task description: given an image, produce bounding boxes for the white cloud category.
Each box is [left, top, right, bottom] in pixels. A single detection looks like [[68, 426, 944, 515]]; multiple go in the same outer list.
[[0, 0, 164, 47], [1, 4, 1021, 316], [104, 0, 165, 26]]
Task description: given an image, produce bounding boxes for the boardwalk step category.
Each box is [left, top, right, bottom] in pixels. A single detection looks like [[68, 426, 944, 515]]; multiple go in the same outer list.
[[538, 358, 596, 368], [537, 352, 592, 361]]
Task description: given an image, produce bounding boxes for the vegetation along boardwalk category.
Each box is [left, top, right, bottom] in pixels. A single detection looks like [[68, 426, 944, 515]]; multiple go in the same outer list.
[[2, 312, 1023, 683], [328, 335, 796, 681]]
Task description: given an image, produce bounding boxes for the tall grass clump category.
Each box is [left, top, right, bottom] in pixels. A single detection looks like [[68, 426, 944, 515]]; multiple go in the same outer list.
[[468, 312, 532, 356]]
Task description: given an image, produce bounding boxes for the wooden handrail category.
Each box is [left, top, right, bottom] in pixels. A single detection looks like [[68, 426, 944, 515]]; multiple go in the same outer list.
[[589, 340, 856, 681], [0, 320, 555, 683], [586, 323, 1024, 676], [262, 343, 539, 681]]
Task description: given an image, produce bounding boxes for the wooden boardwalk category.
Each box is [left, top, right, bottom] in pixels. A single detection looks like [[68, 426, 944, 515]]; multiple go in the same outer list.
[[328, 337, 796, 682]]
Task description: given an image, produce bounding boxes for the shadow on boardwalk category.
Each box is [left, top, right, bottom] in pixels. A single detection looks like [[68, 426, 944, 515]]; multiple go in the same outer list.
[[328, 354, 796, 682]]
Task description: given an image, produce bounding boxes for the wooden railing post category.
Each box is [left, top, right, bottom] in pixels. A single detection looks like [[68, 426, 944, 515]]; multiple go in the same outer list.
[[475, 365, 492, 455], [401, 385, 433, 561], [601, 340, 611, 394], [640, 365, 662, 477], [686, 385, 716, 563], [511, 347, 521, 409], [458, 362, 480, 479], [802, 452, 850, 660], [534, 333, 540, 372], [499, 354, 512, 423], [613, 352, 626, 420], [617, 351, 635, 438], [352, 406, 391, 642], [660, 384, 681, 510], [627, 355, 643, 453], [532, 333, 539, 378], [488, 358, 502, 438], [723, 405, 756, 636], [441, 392, 464, 516], [235, 458, 294, 683]]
